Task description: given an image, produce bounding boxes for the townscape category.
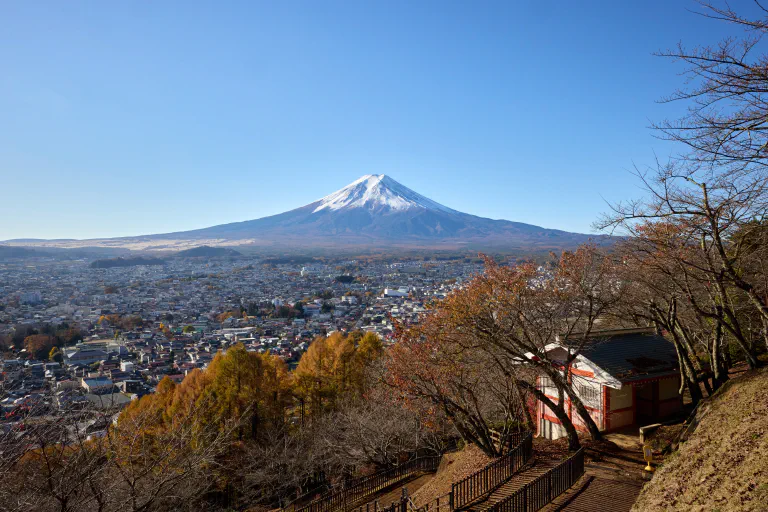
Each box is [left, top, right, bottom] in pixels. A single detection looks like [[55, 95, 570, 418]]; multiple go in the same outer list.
[[0, 254, 484, 424]]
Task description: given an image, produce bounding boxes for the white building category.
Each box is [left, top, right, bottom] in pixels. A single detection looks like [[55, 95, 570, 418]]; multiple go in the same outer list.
[[383, 288, 409, 298]]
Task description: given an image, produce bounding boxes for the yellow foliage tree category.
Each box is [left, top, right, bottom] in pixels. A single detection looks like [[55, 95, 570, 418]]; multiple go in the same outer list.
[[118, 345, 291, 446], [196, 344, 291, 440], [294, 331, 383, 415]]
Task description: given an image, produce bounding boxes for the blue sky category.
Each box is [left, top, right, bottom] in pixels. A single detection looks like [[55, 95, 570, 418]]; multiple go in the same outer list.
[[0, 1, 743, 240]]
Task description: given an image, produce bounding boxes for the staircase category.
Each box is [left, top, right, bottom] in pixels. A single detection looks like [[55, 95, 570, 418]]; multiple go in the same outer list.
[[288, 457, 441, 512], [461, 457, 562, 512], [356, 474, 434, 512]]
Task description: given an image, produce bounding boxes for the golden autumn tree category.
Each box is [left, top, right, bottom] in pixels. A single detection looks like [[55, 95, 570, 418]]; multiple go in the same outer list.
[[196, 344, 292, 440], [294, 332, 384, 415], [119, 345, 291, 444], [23, 334, 57, 360], [109, 374, 237, 511], [294, 333, 347, 415], [351, 332, 384, 388], [117, 376, 178, 441], [106, 346, 293, 510]]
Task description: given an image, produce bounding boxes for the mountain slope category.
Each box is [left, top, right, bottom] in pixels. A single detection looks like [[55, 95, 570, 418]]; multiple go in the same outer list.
[[142, 175, 600, 248], [4, 175, 604, 251]]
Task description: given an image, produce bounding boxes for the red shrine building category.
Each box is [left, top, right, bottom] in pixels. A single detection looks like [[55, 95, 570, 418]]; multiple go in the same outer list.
[[535, 327, 684, 440]]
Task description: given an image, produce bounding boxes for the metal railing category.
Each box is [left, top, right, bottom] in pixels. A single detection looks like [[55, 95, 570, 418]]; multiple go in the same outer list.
[[351, 488, 411, 512], [489, 430, 528, 453], [486, 447, 585, 512], [291, 456, 441, 512], [451, 432, 533, 510], [411, 492, 452, 512], [282, 481, 332, 512]]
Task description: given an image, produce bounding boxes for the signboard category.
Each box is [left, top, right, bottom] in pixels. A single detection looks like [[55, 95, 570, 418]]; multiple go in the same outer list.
[[642, 444, 654, 472]]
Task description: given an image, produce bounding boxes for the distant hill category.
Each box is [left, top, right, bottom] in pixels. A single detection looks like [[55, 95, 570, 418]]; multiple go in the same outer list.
[[90, 256, 166, 269], [172, 246, 242, 259], [0, 245, 40, 260]]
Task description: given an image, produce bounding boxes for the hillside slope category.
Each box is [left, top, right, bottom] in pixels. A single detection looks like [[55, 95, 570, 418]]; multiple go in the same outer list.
[[410, 444, 492, 508], [632, 368, 768, 511]]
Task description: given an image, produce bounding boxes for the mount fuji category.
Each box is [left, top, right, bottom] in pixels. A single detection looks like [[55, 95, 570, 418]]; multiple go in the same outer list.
[[6, 175, 602, 251]]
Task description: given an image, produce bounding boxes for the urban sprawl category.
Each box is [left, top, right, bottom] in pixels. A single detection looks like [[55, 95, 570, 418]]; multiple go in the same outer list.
[[0, 256, 483, 433]]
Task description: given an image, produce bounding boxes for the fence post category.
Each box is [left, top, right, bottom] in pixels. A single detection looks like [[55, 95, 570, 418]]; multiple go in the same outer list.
[[448, 491, 454, 512], [522, 484, 527, 512], [571, 457, 576, 483], [547, 471, 552, 503]]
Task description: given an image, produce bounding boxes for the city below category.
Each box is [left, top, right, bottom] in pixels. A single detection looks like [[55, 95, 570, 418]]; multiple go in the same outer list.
[[0, 253, 485, 409]]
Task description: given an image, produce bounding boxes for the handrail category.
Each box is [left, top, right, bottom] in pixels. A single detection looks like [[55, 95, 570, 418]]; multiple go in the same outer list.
[[283, 482, 332, 511], [451, 432, 533, 510], [410, 492, 452, 512], [486, 447, 585, 512], [350, 488, 411, 512], [488, 429, 527, 453], [290, 456, 441, 512]]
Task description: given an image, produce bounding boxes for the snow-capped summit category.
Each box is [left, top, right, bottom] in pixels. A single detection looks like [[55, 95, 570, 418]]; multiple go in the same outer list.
[[312, 174, 456, 214]]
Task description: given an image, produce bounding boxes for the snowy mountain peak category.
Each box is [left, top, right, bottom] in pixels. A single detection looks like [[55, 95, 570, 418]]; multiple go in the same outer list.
[[312, 174, 456, 214]]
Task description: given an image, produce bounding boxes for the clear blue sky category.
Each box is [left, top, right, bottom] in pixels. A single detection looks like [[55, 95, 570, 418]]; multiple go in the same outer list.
[[0, 1, 743, 240]]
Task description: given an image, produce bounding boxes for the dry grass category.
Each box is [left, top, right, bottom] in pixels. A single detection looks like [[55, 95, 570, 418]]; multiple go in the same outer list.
[[632, 367, 768, 512]]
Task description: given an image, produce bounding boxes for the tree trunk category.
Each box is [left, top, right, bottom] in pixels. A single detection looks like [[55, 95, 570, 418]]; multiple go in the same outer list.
[[710, 318, 729, 391], [520, 381, 580, 451], [672, 339, 703, 405], [549, 368, 603, 441], [567, 390, 603, 441]]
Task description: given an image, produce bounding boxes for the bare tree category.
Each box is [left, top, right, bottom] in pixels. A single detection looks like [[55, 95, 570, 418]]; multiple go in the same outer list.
[[0, 393, 237, 512], [654, 1, 768, 176], [387, 321, 530, 458], [600, 2, 768, 368]]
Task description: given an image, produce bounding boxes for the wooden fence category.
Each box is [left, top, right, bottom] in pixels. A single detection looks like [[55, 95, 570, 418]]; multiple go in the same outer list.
[[290, 456, 441, 512], [486, 447, 585, 512], [282, 481, 332, 512], [450, 432, 533, 510]]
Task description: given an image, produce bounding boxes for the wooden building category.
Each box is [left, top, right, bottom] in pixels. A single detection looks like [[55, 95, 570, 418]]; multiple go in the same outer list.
[[536, 327, 684, 440]]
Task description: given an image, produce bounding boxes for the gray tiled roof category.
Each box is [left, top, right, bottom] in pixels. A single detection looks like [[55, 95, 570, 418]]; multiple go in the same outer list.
[[578, 331, 679, 382]]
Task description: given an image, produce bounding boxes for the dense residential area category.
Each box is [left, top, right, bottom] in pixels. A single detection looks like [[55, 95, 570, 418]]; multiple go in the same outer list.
[[0, 256, 482, 424]]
